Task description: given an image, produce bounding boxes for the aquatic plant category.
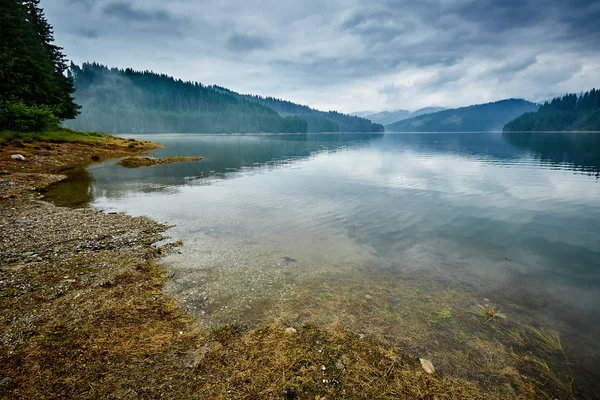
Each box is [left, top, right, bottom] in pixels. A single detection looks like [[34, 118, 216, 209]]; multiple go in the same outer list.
[[437, 308, 452, 321], [527, 326, 563, 353], [467, 303, 507, 323]]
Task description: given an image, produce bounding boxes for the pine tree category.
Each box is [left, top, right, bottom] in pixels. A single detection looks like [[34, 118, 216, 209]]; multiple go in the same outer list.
[[0, 0, 79, 131]]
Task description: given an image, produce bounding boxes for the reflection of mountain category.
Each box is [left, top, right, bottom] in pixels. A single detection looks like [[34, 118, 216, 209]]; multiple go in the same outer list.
[[48, 132, 600, 207], [71, 133, 385, 200], [503, 132, 600, 177]]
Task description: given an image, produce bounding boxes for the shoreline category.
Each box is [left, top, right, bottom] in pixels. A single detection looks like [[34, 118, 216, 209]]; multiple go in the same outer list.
[[0, 132, 573, 399]]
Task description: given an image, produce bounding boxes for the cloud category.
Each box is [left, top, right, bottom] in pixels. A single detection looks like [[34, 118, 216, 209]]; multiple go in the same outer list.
[[102, 1, 172, 22], [41, 0, 600, 113], [226, 32, 272, 52]]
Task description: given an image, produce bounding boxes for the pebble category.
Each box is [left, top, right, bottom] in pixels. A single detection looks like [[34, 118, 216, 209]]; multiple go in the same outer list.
[[284, 327, 297, 335], [0, 377, 11, 385], [11, 154, 25, 161], [14, 218, 34, 224]]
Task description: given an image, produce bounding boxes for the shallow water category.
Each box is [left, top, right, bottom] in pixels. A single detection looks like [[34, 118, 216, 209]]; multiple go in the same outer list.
[[50, 132, 600, 395]]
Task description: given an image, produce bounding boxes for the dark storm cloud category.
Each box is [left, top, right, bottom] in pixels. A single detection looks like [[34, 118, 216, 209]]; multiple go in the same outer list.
[[102, 2, 172, 22], [226, 33, 272, 52], [41, 0, 600, 112]]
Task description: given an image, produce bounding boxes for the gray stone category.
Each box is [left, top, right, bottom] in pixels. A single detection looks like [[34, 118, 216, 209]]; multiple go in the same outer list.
[[0, 377, 11, 385], [14, 218, 34, 224], [11, 154, 25, 161]]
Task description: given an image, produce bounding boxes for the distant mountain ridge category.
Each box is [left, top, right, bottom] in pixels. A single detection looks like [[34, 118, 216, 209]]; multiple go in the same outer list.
[[503, 89, 600, 132], [214, 86, 383, 132], [386, 99, 539, 132], [353, 107, 446, 125], [65, 63, 383, 134]]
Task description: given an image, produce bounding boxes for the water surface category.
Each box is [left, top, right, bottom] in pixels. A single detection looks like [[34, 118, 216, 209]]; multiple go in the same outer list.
[[50, 132, 600, 395]]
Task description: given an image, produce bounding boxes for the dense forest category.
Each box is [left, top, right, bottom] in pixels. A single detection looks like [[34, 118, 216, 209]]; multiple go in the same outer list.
[[503, 90, 600, 131], [66, 64, 383, 134], [65, 63, 311, 134], [0, 0, 79, 131], [385, 99, 538, 132], [214, 87, 383, 133]]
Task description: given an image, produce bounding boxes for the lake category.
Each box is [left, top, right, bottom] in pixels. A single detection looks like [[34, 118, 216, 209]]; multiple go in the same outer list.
[[48, 132, 600, 396]]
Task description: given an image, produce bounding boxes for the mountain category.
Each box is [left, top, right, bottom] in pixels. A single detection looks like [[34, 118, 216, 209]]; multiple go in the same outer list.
[[353, 107, 446, 125], [214, 87, 383, 133], [503, 89, 600, 132], [65, 63, 307, 134], [411, 107, 446, 117], [385, 99, 539, 132], [65, 63, 383, 134]]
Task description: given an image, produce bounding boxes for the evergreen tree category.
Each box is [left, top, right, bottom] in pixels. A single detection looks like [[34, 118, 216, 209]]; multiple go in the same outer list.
[[0, 0, 79, 131], [504, 89, 600, 132]]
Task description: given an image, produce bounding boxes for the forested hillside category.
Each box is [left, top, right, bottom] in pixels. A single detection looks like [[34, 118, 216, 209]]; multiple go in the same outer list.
[[214, 87, 383, 132], [0, 0, 79, 131], [65, 63, 309, 134], [503, 90, 600, 131], [65, 64, 382, 134], [385, 99, 538, 132]]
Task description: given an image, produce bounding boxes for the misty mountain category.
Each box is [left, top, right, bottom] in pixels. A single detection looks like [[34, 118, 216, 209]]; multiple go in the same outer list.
[[353, 107, 446, 125], [411, 107, 447, 117], [386, 99, 538, 132], [503, 89, 600, 131], [65, 63, 383, 134], [214, 87, 383, 133]]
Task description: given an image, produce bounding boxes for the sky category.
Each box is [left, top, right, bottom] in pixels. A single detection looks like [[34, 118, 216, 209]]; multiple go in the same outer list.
[[43, 0, 600, 113]]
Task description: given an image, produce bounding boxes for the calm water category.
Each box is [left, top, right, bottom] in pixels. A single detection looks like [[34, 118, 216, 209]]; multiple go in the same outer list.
[[49, 132, 600, 394]]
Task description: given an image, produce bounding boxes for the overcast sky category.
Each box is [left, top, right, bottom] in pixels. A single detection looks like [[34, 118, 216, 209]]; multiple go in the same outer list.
[[43, 0, 600, 113]]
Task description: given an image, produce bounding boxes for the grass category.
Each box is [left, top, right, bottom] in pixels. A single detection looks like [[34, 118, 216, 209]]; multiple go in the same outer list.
[[0, 128, 107, 145], [527, 326, 563, 353]]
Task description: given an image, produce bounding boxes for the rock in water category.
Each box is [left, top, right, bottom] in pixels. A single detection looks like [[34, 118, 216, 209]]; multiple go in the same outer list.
[[419, 358, 435, 374], [11, 154, 25, 161]]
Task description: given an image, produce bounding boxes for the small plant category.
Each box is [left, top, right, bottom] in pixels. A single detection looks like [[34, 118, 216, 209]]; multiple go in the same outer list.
[[437, 308, 452, 321], [467, 303, 507, 323], [527, 326, 563, 353]]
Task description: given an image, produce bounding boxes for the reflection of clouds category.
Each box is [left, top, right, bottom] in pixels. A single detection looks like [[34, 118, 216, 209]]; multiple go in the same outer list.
[[86, 133, 600, 321], [312, 146, 598, 212]]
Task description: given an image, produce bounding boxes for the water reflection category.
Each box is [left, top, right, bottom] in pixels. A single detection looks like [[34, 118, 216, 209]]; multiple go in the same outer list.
[[47, 132, 600, 397]]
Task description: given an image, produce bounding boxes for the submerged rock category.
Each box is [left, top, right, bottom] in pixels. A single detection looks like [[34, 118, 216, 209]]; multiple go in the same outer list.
[[116, 156, 203, 168], [419, 358, 435, 374]]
